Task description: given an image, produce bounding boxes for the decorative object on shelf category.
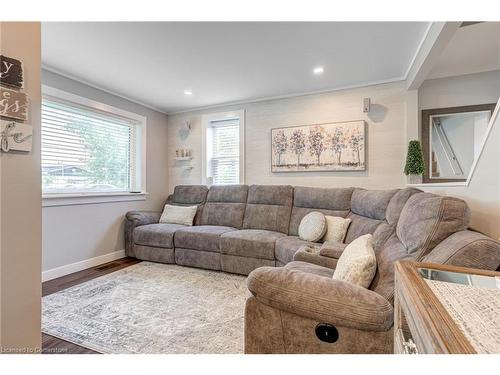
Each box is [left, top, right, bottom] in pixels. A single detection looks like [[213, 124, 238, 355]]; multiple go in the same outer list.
[[271, 120, 366, 172], [174, 149, 193, 170], [175, 149, 191, 158], [0, 120, 33, 152], [0, 55, 24, 88], [404, 140, 425, 184], [0, 86, 28, 121], [179, 120, 192, 139], [182, 120, 192, 133]]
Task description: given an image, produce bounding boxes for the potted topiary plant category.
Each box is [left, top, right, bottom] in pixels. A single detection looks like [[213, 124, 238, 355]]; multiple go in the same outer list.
[[404, 140, 425, 184]]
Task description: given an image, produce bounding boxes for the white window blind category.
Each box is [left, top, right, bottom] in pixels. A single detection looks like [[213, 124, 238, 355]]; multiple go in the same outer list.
[[41, 97, 138, 194], [207, 118, 240, 185]]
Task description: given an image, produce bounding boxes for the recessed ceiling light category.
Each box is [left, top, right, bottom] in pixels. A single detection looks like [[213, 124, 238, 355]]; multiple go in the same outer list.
[[184, 90, 193, 96], [313, 66, 324, 75]]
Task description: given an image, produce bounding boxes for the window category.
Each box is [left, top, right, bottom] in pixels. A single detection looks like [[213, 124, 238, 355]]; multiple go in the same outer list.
[[202, 111, 245, 185], [41, 88, 145, 195]]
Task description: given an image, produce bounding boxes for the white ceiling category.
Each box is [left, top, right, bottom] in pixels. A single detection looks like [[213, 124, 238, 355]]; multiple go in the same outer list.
[[428, 22, 500, 80], [42, 22, 430, 113]]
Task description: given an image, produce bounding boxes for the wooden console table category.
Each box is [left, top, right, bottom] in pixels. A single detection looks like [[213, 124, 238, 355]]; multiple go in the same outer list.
[[394, 261, 500, 354]]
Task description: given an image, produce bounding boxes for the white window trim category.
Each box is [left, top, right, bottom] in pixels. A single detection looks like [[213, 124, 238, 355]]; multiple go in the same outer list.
[[201, 109, 245, 185], [41, 85, 148, 206]]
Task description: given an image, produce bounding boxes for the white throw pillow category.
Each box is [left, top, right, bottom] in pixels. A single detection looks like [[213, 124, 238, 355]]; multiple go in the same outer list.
[[333, 234, 377, 288], [159, 204, 197, 226], [322, 216, 351, 243], [298, 212, 327, 242]]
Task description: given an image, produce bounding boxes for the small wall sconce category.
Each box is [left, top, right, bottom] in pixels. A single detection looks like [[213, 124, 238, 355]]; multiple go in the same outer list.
[[362, 98, 371, 113], [182, 120, 192, 133]]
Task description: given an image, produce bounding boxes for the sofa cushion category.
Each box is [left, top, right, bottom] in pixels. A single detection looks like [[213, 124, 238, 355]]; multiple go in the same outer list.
[[220, 229, 286, 260], [284, 260, 334, 278], [174, 225, 237, 252], [170, 185, 208, 205], [134, 223, 185, 248], [275, 236, 320, 265], [397, 193, 470, 259], [351, 188, 398, 220], [344, 213, 383, 244], [159, 204, 197, 226], [323, 216, 352, 242], [165, 185, 208, 226], [288, 187, 353, 236], [200, 185, 248, 228], [298, 212, 327, 242], [333, 234, 377, 288], [242, 185, 294, 234]]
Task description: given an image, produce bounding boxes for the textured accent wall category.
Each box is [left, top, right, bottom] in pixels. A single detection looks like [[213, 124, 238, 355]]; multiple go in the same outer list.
[[167, 81, 409, 192]]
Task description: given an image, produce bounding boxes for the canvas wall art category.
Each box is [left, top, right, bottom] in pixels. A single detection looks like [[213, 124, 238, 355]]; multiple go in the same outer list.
[[271, 120, 366, 172]]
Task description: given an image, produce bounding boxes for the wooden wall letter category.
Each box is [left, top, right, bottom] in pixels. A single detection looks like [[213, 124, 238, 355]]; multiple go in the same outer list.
[[0, 86, 28, 121], [0, 55, 24, 88]]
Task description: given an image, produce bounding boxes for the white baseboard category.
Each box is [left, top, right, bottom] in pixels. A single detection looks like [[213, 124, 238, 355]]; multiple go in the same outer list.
[[42, 250, 126, 282]]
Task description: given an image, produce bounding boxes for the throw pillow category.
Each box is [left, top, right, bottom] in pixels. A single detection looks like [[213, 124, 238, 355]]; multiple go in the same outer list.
[[333, 234, 377, 288], [322, 216, 352, 243], [159, 204, 197, 226], [298, 212, 327, 242]]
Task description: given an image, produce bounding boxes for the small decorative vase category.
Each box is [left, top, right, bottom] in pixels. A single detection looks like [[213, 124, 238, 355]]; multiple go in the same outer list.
[[408, 174, 422, 184]]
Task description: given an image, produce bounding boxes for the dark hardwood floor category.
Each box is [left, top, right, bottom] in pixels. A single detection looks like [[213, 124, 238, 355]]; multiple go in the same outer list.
[[42, 257, 141, 354]]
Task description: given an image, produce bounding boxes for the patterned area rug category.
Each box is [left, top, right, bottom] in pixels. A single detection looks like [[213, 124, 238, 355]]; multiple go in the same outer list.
[[42, 262, 249, 353]]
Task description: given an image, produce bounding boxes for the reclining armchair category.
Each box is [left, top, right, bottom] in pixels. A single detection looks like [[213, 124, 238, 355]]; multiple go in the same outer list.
[[245, 192, 500, 353]]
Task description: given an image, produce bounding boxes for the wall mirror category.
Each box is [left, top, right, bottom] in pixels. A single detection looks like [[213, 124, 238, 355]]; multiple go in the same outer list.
[[421, 103, 497, 183]]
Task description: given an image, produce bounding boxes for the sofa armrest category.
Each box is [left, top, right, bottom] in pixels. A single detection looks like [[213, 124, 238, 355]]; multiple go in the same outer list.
[[247, 266, 393, 331], [293, 248, 338, 269], [423, 230, 500, 271], [126, 210, 162, 226], [124, 211, 162, 257], [319, 241, 348, 258]]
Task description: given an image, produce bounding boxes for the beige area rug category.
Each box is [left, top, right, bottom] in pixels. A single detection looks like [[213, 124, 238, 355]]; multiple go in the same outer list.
[[42, 262, 249, 354]]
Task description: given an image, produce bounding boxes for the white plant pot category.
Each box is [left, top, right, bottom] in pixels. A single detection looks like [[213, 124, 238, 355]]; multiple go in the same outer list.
[[408, 174, 422, 184]]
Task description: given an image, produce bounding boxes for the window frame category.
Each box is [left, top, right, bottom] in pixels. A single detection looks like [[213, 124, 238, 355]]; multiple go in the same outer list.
[[201, 110, 245, 186], [41, 85, 147, 206]]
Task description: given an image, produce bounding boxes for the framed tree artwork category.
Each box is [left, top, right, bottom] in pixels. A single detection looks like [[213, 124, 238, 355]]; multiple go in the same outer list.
[[271, 120, 366, 172]]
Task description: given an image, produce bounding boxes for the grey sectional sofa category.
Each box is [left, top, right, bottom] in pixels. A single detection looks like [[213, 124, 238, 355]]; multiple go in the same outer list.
[[125, 184, 500, 276], [125, 183, 500, 354]]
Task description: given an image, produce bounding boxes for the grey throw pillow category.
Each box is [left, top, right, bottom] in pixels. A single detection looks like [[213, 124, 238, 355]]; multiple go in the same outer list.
[[298, 212, 327, 242]]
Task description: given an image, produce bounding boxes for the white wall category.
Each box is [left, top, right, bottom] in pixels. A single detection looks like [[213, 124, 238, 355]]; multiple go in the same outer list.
[[417, 70, 500, 239], [0, 22, 42, 352], [168, 81, 410, 192], [42, 70, 169, 277]]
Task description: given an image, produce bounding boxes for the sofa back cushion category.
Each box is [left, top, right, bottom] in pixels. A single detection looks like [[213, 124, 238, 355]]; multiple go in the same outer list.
[[344, 189, 398, 243], [165, 185, 209, 226], [170, 185, 208, 205], [201, 185, 249, 228], [288, 187, 353, 236], [243, 185, 293, 234]]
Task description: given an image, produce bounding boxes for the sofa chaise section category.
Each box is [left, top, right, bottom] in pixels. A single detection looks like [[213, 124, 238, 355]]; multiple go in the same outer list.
[[174, 185, 249, 270], [220, 185, 293, 275]]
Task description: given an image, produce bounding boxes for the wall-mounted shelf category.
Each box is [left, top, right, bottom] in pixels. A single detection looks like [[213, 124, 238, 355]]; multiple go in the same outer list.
[[174, 156, 192, 161]]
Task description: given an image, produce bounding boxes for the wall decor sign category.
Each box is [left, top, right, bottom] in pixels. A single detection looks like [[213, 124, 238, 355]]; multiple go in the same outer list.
[[0, 55, 24, 88], [271, 120, 366, 172], [0, 120, 33, 152], [0, 86, 28, 121]]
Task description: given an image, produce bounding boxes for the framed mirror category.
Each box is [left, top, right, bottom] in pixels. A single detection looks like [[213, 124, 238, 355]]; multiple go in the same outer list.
[[421, 103, 497, 183]]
